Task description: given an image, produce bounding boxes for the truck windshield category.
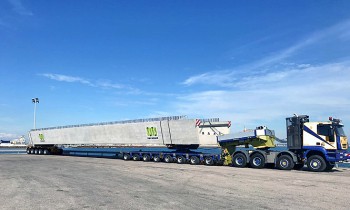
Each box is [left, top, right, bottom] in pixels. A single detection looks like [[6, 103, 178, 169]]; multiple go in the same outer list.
[[335, 126, 346, 137]]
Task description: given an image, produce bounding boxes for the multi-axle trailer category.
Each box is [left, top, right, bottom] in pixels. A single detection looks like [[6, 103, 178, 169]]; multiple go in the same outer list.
[[27, 115, 349, 172]]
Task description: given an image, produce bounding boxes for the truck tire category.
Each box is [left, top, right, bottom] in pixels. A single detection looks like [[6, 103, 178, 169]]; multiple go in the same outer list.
[[190, 156, 200, 165], [123, 153, 130, 160], [153, 155, 161, 162], [232, 153, 247, 168], [164, 155, 173, 163], [205, 157, 214, 166], [30, 148, 35, 154], [177, 156, 186, 164], [132, 154, 140, 161], [276, 155, 295, 170], [325, 162, 335, 171], [249, 153, 265, 169], [307, 155, 327, 172], [143, 154, 151, 162], [293, 163, 304, 170], [26, 148, 31, 154]]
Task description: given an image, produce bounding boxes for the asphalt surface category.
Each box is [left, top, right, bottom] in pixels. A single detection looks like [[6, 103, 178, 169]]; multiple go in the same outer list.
[[1, 155, 350, 210]]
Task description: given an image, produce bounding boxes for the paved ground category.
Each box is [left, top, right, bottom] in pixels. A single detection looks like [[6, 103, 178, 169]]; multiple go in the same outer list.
[[0, 155, 349, 210]]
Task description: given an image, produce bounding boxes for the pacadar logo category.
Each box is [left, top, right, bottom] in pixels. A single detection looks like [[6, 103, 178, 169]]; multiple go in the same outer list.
[[146, 127, 158, 140], [39, 134, 45, 142]]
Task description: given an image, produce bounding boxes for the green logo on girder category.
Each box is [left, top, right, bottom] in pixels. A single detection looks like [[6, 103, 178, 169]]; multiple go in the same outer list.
[[146, 127, 158, 139], [39, 134, 45, 142]]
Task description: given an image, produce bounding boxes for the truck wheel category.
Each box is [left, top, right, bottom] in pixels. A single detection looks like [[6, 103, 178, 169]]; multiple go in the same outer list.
[[123, 154, 130, 160], [325, 162, 335, 171], [190, 156, 200, 165], [232, 153, 247, 167], [34, 149, 39, 155], [38, 149, 44, 155], [143, 155, 151, 162], [132, 154, 140, 161], [293, 163, 304, 170], [164, 155, 173, 163], [153, 155, 161, 162], [307, 155, 326, 172], [26, 148, 31, 154], [276, 155, 295, 170], [249, 153, 265, 169], [30, 148, 35, 154], [205, 157, 214, 165], [177, 156, 186, 164]]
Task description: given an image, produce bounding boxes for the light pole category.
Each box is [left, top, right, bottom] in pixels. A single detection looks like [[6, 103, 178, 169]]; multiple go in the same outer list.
[[32, 98, 39, 129]]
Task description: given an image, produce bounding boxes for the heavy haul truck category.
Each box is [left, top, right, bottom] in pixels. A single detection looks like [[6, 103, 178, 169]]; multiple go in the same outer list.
[[27, 115, 348, 172]]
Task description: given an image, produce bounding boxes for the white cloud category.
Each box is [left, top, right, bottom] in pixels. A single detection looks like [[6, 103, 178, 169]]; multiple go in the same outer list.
[[174, 62, 350, 137], [0, 132, 18, 140], [8, 0, 33, 16], [183, 19, 350, 87], [41, 73, 92, 85]]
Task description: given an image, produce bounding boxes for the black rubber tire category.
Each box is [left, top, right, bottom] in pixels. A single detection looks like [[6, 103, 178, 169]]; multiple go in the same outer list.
[[307, 155, 327, 172], [132, 154, 140, 161], [293, 163, 304, 170], [177, 156, 186, 164], [232, 153, 247, 168], [249, 153, 265, 169], [153, 155, 161, 162], [164, 155, 173, 163], [143, 155, 151, 162], [30, 149, 35, 154], [205, 157, 214, 166], [43, 149, 50, 155], [276, 155, 295, 170], [325, 162, 335, 171], [190, 156, 200, 165], [123, 154, 130, 160], [26, 148, 31, 154]]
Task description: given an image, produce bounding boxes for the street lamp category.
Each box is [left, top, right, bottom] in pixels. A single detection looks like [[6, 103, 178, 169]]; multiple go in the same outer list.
[[32, 98, 39, 129]]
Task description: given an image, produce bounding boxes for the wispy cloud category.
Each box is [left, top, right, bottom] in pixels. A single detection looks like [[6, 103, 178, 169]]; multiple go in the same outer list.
[[0, 132, 19, 140], [40, 73, 140, 93], [8, 0, 33, 16], [175, 61, 350, 137], [183, 19, 350, 87]]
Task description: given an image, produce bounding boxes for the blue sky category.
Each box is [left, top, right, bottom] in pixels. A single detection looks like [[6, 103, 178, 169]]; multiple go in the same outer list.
[[1, 0, 350, 140]]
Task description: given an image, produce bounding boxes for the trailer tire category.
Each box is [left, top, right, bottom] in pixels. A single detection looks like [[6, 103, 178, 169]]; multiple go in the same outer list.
[[232, 153, 247, 168], [43, 149, 50, 155], [34, 149, 39, 155], [153, 155, 161, 162], [143, 155, 151, 162], [205, 157, 214, 166], [276, 155, 294, 170], [190, 156, 200, 165], [249, 153, 265, 169], [164, 155, 173, 163], [307, 155, 326, 172], [132, 154, 140, 161], [177, 156, 186, 164], [26, 148, 31, 154], [30, 148, 35, 154], [123, 153, 130, 160]]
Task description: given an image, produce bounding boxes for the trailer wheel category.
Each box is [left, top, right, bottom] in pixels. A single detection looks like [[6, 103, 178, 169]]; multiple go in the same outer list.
[[34, 149, 39, 155], [164, 155, 173, 163], [26, 148, 31, 154], [307, 155, 326, 172], [249, 153, 265, 169], [232, 153, 247, 168], [177, 156, 186, 164], [43, 149, 50, 155], [190, 156, 200, 165], [30, 148, 35, 154], [132, 154, 140, 161], [276, 155, 294, 170], [153, 156, 161, 162], [143, 155, 151, 162], [123, 153, 130, 160], [205, 157, 214, 166]]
